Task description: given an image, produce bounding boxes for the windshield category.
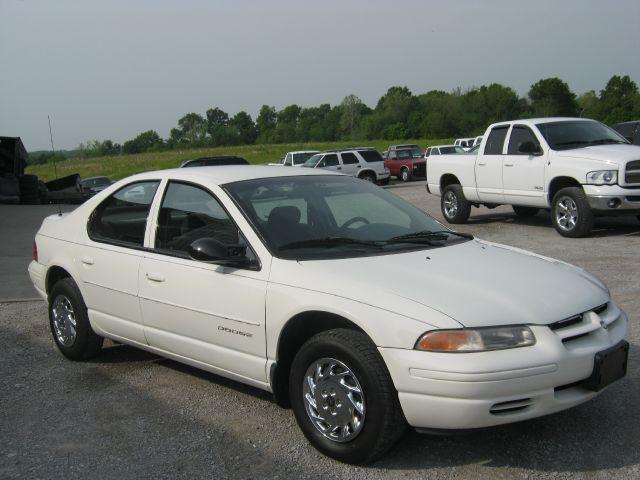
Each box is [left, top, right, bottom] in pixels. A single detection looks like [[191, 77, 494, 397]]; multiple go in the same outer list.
[[292, 152, 317, 165], [536, 120, 629, 151], [397, 148, 423, 159], [302, 154, 323, 168], [81, 177, 110, 187], [439, 146, 466, 154], [224, 175, 468, 260]]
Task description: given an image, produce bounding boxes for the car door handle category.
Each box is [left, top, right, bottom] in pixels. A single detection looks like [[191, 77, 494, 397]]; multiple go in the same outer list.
[[336, 167, 342, 170], [81, 256, 94, 265], [477, 162, 487, 166], [145, 272, 165, 283], [504, 163, 514, 167], [357, 165, 361, 168]]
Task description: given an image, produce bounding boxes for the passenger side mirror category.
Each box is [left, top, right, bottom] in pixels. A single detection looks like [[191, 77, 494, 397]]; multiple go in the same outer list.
[[518, 141, 543, 156], [188, 237, 249, 267]]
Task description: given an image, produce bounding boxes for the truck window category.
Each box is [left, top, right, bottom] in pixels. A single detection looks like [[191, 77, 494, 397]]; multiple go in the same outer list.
[[324, 154, 339, 167], [389, 151, 397, 160], [507, 126, 540, 155], [484, 126, 509, 155], [340, 152, 359, 164], [284, 154, 292, 166]]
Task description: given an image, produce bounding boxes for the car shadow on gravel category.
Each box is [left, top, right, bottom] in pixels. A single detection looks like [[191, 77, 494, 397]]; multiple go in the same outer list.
[[372, 343, 640, 474], [466, 211, 640, 237]]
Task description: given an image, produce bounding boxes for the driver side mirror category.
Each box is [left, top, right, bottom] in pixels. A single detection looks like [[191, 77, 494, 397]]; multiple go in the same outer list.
[[518, 141, 543, 156], [188, 237, 250, 268]]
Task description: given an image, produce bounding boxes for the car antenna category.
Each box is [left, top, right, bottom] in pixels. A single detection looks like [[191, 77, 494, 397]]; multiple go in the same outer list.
[[48, 115, 62, 216]]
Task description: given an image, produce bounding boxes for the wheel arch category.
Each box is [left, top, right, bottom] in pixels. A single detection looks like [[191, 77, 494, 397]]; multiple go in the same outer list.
[[440, 173, 461, 194], [271, 311, 366, 407], [547, 176, 583, 205], [357, 168, 377, 179], [45, 265, 74, 295]]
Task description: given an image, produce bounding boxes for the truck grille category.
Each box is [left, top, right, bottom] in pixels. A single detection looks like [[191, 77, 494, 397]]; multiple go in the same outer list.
[[548, 303, 618, 344], [625, 160, 640, 184]]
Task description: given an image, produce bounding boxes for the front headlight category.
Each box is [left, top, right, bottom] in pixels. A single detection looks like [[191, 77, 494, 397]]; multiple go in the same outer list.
[[586, 170, 617, 185], [415, 326, 536, 352]]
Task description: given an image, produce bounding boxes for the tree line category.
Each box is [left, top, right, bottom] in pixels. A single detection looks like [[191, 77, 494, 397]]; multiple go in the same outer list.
[[28, 75, 640, 163]]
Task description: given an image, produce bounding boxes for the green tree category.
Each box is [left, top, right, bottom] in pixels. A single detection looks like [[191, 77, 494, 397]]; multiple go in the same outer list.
[[176, 113, 207, 145], [229, 111, 257, 145], [599, 75, 639, 124], [528, 78, 578, 117], [122, 130, 163, 154], [577, 90, 601, 119], [339, 94, 369, 138], [256, 105, 277, 143]]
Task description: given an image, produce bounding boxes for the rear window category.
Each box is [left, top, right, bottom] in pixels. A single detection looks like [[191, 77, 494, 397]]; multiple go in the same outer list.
[[484, 126, 509, 155], [358, 150, 383, 162]]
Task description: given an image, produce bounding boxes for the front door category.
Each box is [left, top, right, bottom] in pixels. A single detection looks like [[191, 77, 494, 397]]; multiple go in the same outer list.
[[138, 181, 268, 383], [502, 125, 547, 206], [80, 180, 161, 344]]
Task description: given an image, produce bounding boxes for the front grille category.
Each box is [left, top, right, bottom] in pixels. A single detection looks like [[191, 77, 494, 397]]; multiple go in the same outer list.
[[548, 302, 615, 344], [625, 160, 640, 184]]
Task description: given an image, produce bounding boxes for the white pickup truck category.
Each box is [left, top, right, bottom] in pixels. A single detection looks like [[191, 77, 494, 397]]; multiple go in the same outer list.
[[427, 117, 640, 237]]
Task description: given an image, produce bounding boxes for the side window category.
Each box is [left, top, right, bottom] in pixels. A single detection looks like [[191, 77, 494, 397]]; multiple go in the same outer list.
[[88, 181, 160, 247], [508, 126, 540, 155], [484, 126, 509, 155], [283, 154, 292, 166], [340, 152, 359, 164], [431, 149, 440, 156], [389, 150, 397, 160], [324, 154, 339, 167], [155, 182, 238, 254]]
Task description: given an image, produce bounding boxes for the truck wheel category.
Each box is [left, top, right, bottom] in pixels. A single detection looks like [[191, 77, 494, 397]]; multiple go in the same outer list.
[[400, 167, 412, 182], [441, 184, 471, 224], [359, 172, 376, 183], [551, 187, 594, 237], [49, 277, 103, 360], [290, 329, 406, 464], [512, 206, 539, 218]]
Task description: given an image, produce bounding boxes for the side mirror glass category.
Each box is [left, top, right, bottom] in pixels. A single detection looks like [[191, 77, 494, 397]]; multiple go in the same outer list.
[[518, 141, 542, 156], [188, 237, 248, 266]]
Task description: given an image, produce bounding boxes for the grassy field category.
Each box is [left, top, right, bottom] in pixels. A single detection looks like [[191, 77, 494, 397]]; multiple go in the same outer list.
[[26, 139, 451, 182]]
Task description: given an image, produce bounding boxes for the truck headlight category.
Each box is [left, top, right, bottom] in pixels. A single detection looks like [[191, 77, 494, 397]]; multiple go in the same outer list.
[[586, 170, 617, 185], [415, 326, 536, 352]]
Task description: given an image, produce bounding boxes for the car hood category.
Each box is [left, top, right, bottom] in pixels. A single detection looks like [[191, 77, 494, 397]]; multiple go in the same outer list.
[[555, 144, 640, 166], [271, 239, 609, 328]]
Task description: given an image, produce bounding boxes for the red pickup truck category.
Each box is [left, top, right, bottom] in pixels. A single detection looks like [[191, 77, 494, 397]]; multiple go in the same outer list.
[[383, 144, 427, 182]]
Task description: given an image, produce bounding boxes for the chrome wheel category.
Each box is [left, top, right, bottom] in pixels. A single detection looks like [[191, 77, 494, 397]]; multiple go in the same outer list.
[[555, 196, 578, 231], [401, 169, 409, 181], [302, 357, 365, 443], [51, 294, 77, 347], [443, 190, 458, 218]]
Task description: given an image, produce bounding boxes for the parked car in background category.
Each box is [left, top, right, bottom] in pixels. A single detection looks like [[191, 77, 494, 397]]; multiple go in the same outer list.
[[427, 117, 640, 237], [425, 145, 467, 157], [384, 145, 426, 182], [611, 121, 640, 145], [454, 138, 475, 150], [80, 176, 112, 198], [278, 150, 321, 166], [29, 165, 629, 464], [303, 148, 390, 184], [473, 135, 483, 147], [180, 156, 249, 168]]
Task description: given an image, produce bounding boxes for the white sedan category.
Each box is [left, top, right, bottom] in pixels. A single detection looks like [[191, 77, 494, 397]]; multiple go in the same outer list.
[[29, 166, 628, 464]]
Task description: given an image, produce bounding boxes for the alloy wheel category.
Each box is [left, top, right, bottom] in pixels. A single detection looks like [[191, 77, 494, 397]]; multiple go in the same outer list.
[[555, 196, 578, 232], [51, 294, 77, 347], [443, 190, 458, 218]]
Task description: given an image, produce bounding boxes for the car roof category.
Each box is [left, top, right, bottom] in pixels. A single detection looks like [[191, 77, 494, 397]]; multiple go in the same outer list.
[[431, 145, 458, 149], [390, 144, 420, 149], [489, 117, 599, 129], [121, 165, 341, 186], [288, 150, 320, 154]]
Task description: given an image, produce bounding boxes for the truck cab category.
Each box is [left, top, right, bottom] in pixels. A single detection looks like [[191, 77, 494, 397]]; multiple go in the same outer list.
[[383, 144, 426, 182], [427, 118, 640, 237]]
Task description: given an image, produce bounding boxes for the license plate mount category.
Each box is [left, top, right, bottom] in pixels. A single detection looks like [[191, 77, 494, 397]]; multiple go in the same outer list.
[[583, 340, 629, 392]]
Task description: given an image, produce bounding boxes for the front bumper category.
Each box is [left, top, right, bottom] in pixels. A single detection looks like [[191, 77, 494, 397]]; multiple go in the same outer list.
[[583, 184, 640, 213], [379, 305, 628, 430]]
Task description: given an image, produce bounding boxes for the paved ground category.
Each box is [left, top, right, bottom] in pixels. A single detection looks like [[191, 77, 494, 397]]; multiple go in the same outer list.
[[1, 184, 639, 479], [0, 204, 74, 301]]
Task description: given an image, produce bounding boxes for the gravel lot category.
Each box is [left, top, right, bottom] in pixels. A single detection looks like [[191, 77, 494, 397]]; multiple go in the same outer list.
[[1, 184, 639, 479]]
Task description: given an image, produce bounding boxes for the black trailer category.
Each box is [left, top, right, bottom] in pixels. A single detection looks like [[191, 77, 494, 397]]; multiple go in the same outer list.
[[0, 136, 43, 204]]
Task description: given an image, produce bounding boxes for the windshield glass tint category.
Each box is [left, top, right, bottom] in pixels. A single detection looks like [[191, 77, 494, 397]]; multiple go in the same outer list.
[[224, 176, 457, 259], [536, 121, 628, 150], [397, 148, 422, 159], [359, 150, 383, 162], [303, 154, 322, 167], [292, 152, 316, 164]]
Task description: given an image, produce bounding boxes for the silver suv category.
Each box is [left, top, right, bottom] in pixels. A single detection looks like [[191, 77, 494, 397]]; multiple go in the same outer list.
[[302, 148, 391, 184]]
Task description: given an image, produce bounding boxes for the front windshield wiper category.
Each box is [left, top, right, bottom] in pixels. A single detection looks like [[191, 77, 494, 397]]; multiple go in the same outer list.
[[278, 237, 384, 251], [387, 230, 473, 244]]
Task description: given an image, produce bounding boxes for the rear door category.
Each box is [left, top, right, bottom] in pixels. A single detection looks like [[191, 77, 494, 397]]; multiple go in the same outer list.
[[139, 180, 269, 383], [339, 152, 360, 176], [476, 126, 508, 203], [502, 125, 547, 206], [80, 180, 161, 344]]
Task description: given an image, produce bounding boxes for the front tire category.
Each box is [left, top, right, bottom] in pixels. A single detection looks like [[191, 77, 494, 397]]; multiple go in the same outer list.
[[400, 167, 412, 182], [551, 187, 593, 237], [441, 184, 471, 224], [48, 278, 103, 360], [512, 205, 539, 217], [290, 329, 405, 464]]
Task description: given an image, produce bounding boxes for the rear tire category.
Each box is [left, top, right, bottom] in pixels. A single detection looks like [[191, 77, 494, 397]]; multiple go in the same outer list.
[[551, 187, 593, 237], [512, 206, 539, 218], [48, 277, 103, 360], [400, 167, 412, 182], [360, 172, 376, 183], [290, 329, 406, 464], [441, 184, 471, 224]]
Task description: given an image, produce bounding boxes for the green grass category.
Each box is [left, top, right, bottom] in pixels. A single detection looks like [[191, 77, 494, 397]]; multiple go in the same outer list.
[[26, 139, 452, 182]]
